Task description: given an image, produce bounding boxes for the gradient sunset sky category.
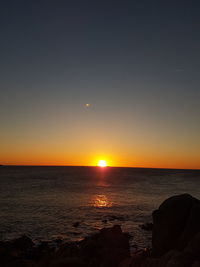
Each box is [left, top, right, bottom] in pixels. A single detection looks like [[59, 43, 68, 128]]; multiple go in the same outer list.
[[1, 1, 200, 169]]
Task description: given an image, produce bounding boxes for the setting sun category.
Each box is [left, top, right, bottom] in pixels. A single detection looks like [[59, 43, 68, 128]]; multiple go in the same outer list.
[[97, 160, 107, 167]]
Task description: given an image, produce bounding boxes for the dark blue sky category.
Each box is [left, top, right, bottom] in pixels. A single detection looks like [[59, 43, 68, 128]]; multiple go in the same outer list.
[[1, 1, 200, 167]]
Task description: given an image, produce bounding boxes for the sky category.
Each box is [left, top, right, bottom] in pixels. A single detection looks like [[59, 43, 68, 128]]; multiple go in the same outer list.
[[0, 0, 200, 169]]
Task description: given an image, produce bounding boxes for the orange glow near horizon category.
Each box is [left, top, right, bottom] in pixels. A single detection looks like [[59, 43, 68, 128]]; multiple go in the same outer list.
[[0, 154, 200, 170], [1, 112, 200, 170], [0, 146, 200, 170]]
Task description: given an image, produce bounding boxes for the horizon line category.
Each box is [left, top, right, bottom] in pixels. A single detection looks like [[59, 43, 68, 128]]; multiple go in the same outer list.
[[1, 164, 200, 171]]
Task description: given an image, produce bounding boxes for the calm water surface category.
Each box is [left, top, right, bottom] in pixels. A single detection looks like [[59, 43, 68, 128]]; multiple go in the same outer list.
[[0, 166, 200, 248]]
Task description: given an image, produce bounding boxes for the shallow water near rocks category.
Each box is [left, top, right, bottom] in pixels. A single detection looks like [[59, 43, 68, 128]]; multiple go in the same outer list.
[[0, 166, 200, 249]]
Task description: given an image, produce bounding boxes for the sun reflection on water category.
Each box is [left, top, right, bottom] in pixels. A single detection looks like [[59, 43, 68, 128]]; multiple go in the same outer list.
[[92, 194, 113, 208]]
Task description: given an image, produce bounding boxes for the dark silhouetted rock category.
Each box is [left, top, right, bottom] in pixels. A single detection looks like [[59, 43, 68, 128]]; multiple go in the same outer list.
[[2, 259, 37, 267], [12, 235, 34, 251], [56, 242, 80, 258], [47, 257, 87, 267], [79, 225, 130, 267], [192, 262, 200, 267], [139, 223, 153, 231], [73, 221, 80, 227], [0, 226, 130, 267], [0, 236, 35, 266], [71, 232, 82, 236], [152, 194, 200, 257], [100, 225, 129, 248], [30, 241, 54, 261], [121, 194, 200, 267], [53, 238, 62, 245], [119, 249, 150, 267]]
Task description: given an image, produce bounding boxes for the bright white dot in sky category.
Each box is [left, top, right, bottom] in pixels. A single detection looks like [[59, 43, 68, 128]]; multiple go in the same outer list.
[[85, 104, 91, 108]]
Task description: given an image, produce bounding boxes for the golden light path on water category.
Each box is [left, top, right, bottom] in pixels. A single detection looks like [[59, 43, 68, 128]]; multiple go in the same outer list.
[[92, 194, 113, 208]]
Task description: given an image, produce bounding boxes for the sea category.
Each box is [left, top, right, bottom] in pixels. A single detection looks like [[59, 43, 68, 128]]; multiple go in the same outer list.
[[0, 166, 200, 249]]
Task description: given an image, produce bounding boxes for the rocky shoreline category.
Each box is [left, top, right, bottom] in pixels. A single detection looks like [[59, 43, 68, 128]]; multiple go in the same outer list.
[[1, 194, 200, 267]]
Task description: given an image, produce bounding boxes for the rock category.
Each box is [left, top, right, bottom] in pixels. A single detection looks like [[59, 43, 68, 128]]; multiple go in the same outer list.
[[47, 257, 87, 267], [0, 237, 34, 266], [53, 239, 62, 245], [37, 241, 50, 250], [119, 239, 200, 267], [1, 259, 37, 267], [73, 222, 80, 227], [30, 241, 54, 261], [56, 242, 80, 258], [12, 236, 34, 250], [119, 257, 133, 267], [71, 232, 82, 236], [179, 200, 200, 248], [119, 249, 150, 267], [79, 225, 130, 267], [139, 223, 153, 231], [118, 194, 200, 267], [152, 194, 200, 257], [0, 226, 130, 267], [184, 231, 200, 257], [100, 225, 129, 248], [101, 247, 129, 267], [192, 262, 200, 267]]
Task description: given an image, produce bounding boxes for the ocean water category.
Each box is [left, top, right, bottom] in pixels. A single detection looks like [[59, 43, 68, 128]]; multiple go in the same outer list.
[[0, 166, 200, 249]]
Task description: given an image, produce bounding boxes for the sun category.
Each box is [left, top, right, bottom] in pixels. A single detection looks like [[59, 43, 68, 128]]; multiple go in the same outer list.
[[97, 160, 107, 167]]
